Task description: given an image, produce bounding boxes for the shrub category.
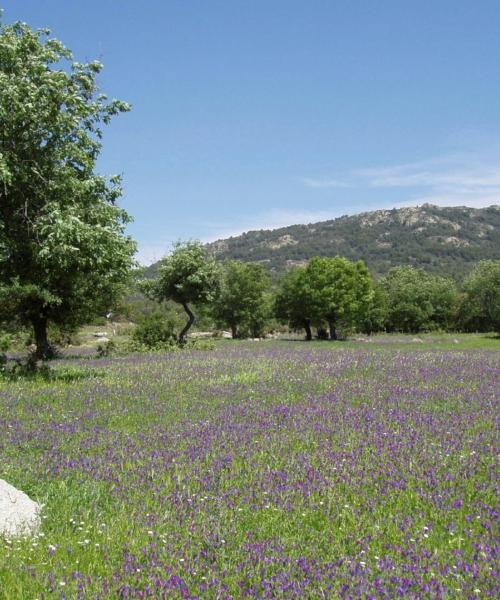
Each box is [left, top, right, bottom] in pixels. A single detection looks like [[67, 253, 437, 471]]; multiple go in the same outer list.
[[0, 332, 11, 352], [92, 316, 108, 326], [96, 340, 117, 358], [132, 313, 177, 350], [186, 339, 216, 351], [47, 323, 81, 347]]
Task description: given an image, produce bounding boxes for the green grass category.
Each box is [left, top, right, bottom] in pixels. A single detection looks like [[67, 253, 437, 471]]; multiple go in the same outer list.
[[0, 334, 497, 598]]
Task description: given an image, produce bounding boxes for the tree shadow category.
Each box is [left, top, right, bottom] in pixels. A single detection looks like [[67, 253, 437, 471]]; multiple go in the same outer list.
[[0, 357, 100, 383], [277, 336, 350, 343], [483, 333, 500, 340]]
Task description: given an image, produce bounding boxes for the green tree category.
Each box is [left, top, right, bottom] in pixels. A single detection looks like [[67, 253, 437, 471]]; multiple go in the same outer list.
[[149, 241, 220, 344], [460, 260, 500, 333], [0, 21, 135, 358], [274, 266, 315, 340], [213, 261, 270, 338], [305, 257, 373, 339], [380, 266, 457, 333], [359, 283, 389, 335]]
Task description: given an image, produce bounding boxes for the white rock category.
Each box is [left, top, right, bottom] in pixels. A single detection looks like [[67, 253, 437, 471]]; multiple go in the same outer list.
[[0, 479, 41, 537], [94, 332, 107, 338]]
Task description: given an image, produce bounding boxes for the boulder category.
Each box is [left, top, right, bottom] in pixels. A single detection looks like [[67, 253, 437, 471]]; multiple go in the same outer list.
[[0, 479, 41, 538]]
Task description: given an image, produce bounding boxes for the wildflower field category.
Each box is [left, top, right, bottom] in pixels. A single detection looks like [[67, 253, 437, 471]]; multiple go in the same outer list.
[[0, 337, 498, 599]]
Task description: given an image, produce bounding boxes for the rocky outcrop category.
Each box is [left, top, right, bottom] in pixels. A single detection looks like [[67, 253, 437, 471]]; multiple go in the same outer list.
[[0, 479, 41, 537]]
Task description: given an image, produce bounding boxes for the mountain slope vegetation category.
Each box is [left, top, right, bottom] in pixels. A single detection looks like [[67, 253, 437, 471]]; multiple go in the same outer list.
[[147, 204, 500, 280]]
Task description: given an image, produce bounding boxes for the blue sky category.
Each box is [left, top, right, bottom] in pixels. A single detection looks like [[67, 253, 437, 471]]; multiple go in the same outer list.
[[3, 1, 500, 263]]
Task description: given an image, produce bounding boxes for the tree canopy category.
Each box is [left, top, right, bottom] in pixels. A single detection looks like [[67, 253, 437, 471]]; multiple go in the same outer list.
[[274, 257, 372, 340], [149, 241, 220, 344], [213, 261, 270, 338], [460, 260, 500, 333], [379, 266, 457, 333], [0, 21, 135, 357], [305, 257, 373, 339], [274, 266, 315, 340]]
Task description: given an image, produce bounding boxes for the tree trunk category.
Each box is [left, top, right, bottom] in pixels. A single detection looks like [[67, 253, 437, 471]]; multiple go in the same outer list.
[[31, 316, 51, 359], [303, 319, 312, 341], [178, 302, 195, 345], [230, 324, 237, 339], [329, 320, 337, 340]]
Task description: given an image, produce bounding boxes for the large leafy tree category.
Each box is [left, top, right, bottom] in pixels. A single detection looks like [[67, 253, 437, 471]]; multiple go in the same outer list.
[[0, 21, 135, 357], [213, 261, 270, 338], [459, 260, 500, 333], [305, 257, 373, 339], [274, 266, 315, 340], [380, 266, 457, 333], [149, 241, 220, 344]]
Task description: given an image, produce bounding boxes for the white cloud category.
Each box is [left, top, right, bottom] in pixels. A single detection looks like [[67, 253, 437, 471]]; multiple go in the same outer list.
[[304, 154, 500, 209], [403, 191, 500, 209], [135, 243, 172, 266], [355, 160, 500, 190], [301, 177, 351, 189]]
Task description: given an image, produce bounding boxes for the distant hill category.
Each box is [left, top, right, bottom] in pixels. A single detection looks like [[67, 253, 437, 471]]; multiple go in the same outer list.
[[146, 204, 500, 280]]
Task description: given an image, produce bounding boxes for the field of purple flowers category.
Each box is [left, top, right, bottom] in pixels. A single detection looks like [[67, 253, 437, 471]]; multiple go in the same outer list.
[[0, 340, 498, 598]]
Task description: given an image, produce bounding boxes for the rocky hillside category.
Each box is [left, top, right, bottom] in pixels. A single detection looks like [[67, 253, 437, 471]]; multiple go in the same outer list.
[[148, 204, 500, 280]]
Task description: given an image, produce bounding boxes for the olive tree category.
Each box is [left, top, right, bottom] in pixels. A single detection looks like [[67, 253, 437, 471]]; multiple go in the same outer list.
[[150, 241, 220, 344], [0, 21, 135, 358]]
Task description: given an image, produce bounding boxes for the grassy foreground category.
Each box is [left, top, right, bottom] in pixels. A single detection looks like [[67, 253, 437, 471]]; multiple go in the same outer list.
[[0, 336, 498, 598]]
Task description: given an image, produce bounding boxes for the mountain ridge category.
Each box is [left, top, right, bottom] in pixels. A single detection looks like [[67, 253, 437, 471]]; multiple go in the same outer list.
[[147, 204, 500, 280]]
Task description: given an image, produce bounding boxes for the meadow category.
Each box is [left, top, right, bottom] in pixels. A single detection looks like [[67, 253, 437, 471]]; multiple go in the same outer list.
[[0, 336, 498, 599]]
